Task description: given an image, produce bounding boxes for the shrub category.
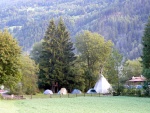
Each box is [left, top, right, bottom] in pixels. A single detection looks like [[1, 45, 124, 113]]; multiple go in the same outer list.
[[143, 82, 150, 96]]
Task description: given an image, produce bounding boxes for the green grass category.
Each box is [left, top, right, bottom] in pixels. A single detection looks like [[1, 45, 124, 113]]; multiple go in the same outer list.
[[0, 96, 150, 113]]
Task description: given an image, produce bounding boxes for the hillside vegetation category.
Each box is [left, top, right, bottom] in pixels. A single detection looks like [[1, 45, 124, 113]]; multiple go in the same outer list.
[[0, 0, 150, 59]]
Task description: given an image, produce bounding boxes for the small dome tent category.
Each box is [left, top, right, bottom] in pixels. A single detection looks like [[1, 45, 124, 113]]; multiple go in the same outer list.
[[94, 75, 112, 94], [58, 88, 67, 95], [71, 89, 82, 94], [43, 89, 53, 95], [87, 88, 97, 94]]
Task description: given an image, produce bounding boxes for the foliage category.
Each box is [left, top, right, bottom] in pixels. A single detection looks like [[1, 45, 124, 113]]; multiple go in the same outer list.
[[30, 41, 43, 64], [38, 18, 77, 91], [20, 54, 39, 95], [121, 88, 146, 97], [0, 30, 22, 92], [122, 58, 142, 82], [64, 59, 86, 92], [38, 19, 56, 89], [76, 30, 113, 88], [106, 49, 122, 85], [112, 85, 125, 96], [143, 81, 150, 96], [142, 17, 150, 80]]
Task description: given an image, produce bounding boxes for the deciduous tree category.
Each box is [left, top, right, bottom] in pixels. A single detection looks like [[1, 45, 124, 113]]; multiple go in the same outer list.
[[0, 30, 21, 91], [76, 31, 113, 88], [106, 49, 122, 85], [123, 58, 142, 81], [20, 55, 39, 95]]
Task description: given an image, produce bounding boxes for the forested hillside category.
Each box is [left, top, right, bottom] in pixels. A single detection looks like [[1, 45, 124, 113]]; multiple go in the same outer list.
[[0, 0, 150, 59]]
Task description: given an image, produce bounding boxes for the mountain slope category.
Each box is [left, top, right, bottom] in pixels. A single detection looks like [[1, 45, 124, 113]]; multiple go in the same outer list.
[[0, 0, 150, 59]]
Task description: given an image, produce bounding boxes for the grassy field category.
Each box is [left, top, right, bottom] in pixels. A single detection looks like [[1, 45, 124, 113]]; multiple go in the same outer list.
[[0, 95, 150, 113]]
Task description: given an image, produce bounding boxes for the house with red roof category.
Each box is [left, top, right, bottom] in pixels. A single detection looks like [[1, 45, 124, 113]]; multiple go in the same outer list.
[[126, 75, 146, 88]]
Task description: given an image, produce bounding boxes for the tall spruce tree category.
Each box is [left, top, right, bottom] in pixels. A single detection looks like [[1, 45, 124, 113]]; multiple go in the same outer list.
[[55, 18, 76, 88], [39, 18, 76, 91], [142, 17, 150, 80], [38, 19, 56, 89]]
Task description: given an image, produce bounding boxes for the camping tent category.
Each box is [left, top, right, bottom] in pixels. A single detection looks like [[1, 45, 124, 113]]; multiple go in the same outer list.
[[58, 88, 67, 95], [71, 89, 82, 94], [87, 88, 97, 94], [43, 89, 53, 95], [94, 74, 112, 94]]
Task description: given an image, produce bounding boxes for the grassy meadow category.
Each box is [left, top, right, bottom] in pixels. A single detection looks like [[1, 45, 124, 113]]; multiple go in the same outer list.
[[0, 95, 150, 113]]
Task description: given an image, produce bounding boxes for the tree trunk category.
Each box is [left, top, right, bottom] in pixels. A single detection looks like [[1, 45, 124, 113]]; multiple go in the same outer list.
[[99, 65, 104, 77]]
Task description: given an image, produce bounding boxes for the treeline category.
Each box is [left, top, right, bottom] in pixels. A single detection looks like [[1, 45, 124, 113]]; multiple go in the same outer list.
[[1, 18, 148, 95], [31, 19, 122, 93], [30, 19, 143, 93]]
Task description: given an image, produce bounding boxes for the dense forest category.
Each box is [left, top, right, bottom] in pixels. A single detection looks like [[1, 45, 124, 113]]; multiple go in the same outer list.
[[0, 0, 150, 59]]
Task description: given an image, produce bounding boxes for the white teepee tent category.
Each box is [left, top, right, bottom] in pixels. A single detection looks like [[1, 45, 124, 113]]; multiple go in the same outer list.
[[94, 75, 112, 94]]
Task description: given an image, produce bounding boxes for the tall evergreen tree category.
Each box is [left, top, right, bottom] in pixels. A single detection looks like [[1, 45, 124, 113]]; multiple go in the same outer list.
[[142, 17, 150, 80], [38, 19, 56, 89], [55, 18, 76, 88], [141, 17, 150, 96], [38, 18, 76, 91]]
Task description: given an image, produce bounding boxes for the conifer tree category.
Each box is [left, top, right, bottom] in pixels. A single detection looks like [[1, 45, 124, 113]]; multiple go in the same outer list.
[[55, 18, 76, 88], [38, 18, 76, 90], [38, 19, 56, 89], [142, 17, 150, 80]]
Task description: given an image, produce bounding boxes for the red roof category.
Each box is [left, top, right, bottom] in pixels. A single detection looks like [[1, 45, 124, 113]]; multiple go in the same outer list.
[[129, 76, 146, 82]]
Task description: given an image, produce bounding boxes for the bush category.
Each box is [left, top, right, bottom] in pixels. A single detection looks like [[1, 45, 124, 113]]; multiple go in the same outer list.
[[143, 82, 150, 96], [112, 85, 125, 96], [122, 89, 128, 95], [122, 88, 145, 97], [137, 89, 142, 97]]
